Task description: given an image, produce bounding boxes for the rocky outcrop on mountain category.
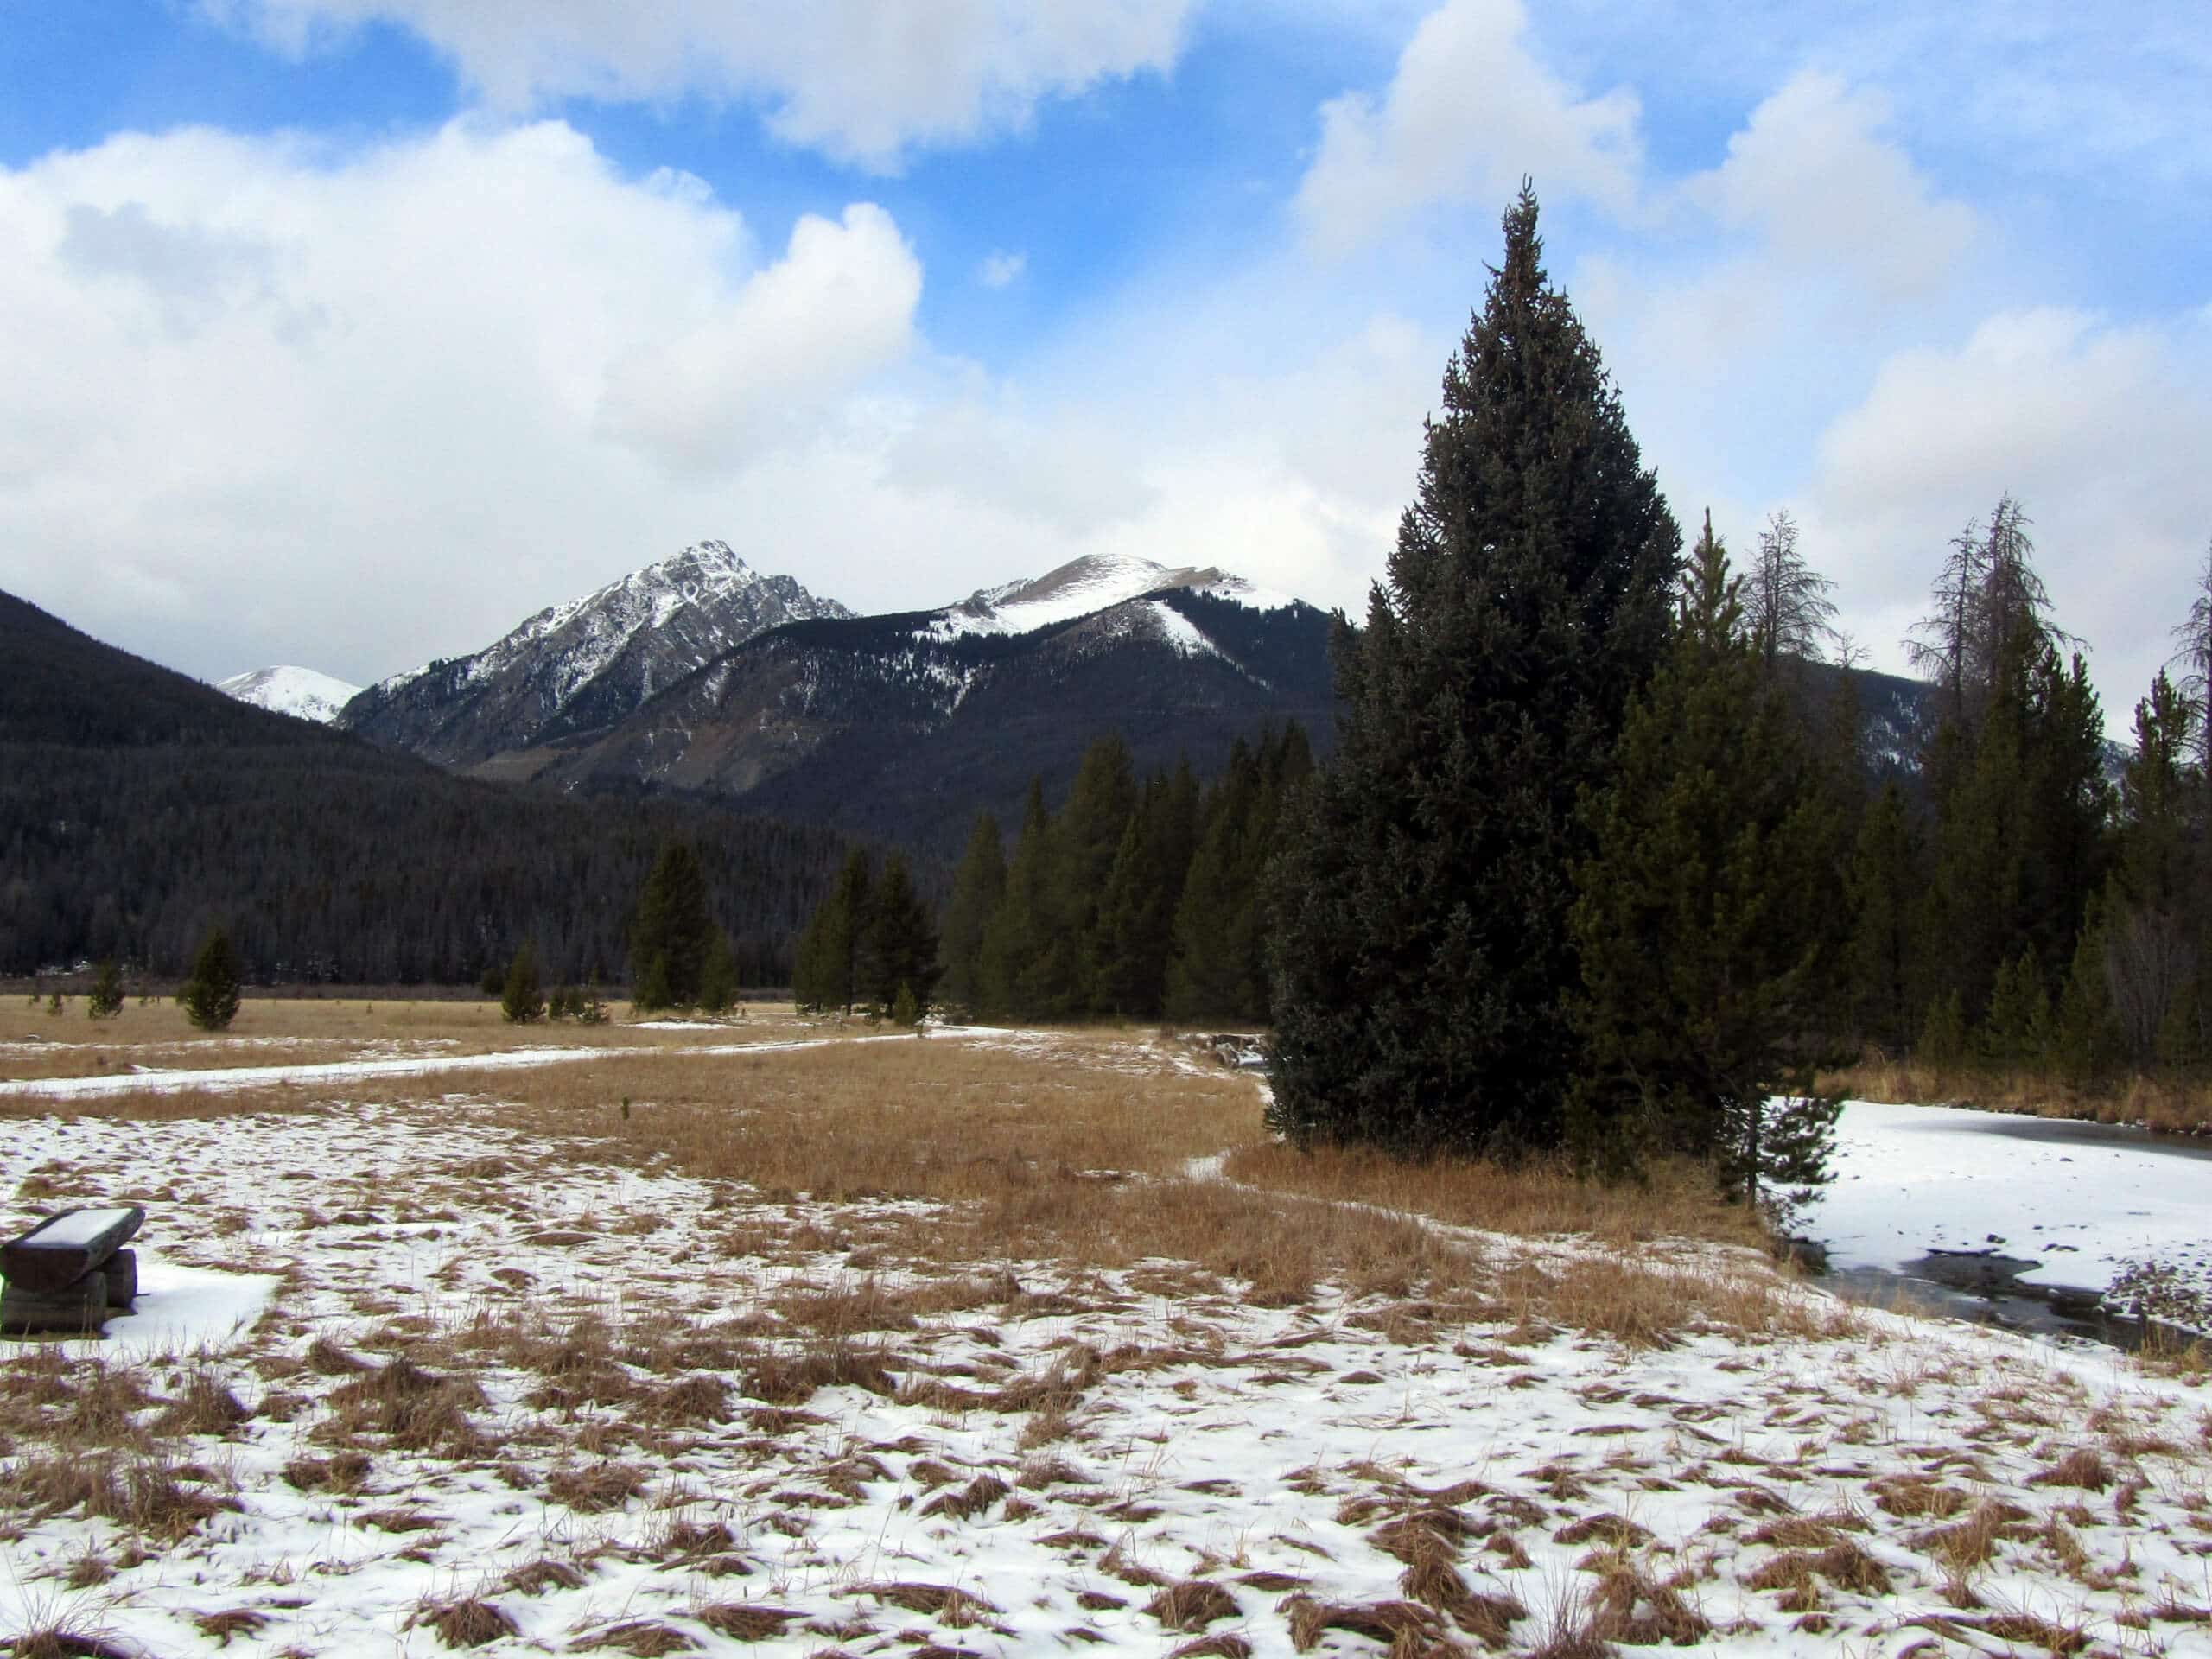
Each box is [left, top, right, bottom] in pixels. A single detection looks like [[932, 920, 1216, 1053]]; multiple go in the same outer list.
[[338, 541, 850, 766]]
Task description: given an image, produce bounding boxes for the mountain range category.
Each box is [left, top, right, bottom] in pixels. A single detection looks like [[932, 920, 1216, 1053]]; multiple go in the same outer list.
[[223, 543, 1341, 859]]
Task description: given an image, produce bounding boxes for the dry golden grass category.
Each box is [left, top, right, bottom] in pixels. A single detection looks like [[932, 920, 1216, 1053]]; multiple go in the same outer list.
[[0, 995, 818, 1084], [1822, 1056, 2212, 1134], [1225, 1141, 1769, 1250]]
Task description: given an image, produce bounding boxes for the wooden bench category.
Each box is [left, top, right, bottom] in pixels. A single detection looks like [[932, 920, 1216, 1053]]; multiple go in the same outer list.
[[0, 1205, 143, 1334]]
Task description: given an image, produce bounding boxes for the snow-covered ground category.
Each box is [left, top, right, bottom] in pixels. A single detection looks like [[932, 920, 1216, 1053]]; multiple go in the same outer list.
[[3, 1046, 2211, 1659], [1807, 1099, 2212, 1293]]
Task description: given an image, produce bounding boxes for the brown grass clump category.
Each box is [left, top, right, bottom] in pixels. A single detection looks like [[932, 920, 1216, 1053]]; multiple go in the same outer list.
[[2033, 1447, 2115, 1491], [503, 1557, 588, 1595], [1399, 1553, 1524, 1648], [1145, 1581, 1241, 1632], [546, 1461, 648, 1514], [694, 1605, 801, 1642], [4, 1623, 137, 1659], [1167, 1637, 1254, 1659], [191, 1610, 268, 1649], [1746, 1541, 1891, 1606], [1869, 1475, 1970, 1520], [282, 1450, 372, 1493], [575, 1619, 696, 1656], [742, 1338, 895, 1405], [1913, 1501, 2035, 1571], [917, 1474, 1010, 1522], [849, 1584, 998, 1626], [1586, 1564, 1709, 1647], [324, 1357, 486, 1455], [411, 1598, 518, 1650], [154, 1371, 252, 1439], [1284, 1596, 1453, 1654]]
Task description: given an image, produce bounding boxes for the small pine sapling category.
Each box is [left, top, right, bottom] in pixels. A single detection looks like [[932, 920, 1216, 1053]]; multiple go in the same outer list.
[[86, 961, 124, 1020]]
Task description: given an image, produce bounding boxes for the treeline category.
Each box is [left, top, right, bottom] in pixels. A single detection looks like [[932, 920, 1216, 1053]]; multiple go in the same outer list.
[[0, 588, 850, 986], [791, 726, 1306, 1024], [934, 726, 1309, 1023]]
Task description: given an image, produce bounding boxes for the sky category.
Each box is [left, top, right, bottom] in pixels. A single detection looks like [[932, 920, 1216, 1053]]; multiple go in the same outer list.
[[0, 0, 2206, 732]]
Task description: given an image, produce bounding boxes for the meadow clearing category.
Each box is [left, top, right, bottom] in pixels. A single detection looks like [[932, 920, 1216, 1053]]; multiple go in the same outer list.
[[2, 1004, 2209, 1658]]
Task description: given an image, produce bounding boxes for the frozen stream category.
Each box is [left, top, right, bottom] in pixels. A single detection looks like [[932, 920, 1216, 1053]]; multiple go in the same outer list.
[[1800, 1099, 2212, 1340]]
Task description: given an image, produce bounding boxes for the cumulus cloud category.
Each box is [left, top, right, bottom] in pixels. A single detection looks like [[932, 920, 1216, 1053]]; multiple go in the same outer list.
[[0, 120, 923, 683], [1294, 0, 1641, 256], [1805, 306, 2212, 717], [200, 0, 1195, 171]]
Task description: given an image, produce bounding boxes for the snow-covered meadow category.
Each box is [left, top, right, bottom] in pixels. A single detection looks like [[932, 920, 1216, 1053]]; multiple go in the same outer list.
[[3, 1025, 2210, 1659]]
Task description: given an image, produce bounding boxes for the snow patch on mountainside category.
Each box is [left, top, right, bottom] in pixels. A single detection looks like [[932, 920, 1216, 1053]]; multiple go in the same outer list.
[[1146, 599, 1224, 660], [215, 665, 361, 724]]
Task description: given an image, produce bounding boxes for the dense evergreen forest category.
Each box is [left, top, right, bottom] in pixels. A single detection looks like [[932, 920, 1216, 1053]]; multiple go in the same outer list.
[[0, 590, 850, 986]]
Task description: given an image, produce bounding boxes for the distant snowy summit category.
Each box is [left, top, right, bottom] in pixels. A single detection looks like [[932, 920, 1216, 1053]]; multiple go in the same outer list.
[[930, 553, 1300, 639], [340, 539, 851, 768], [217, 664, 361, 725]]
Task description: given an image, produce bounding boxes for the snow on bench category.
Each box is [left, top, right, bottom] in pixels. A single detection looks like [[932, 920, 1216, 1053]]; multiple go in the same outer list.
[[1, 1205, 144, 1334]]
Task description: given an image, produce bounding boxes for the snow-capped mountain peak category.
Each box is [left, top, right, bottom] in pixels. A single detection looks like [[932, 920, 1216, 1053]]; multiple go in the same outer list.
[[341, 540, 850, 767], [217, 665, 362, 724], [930, 553, 1300, 640]]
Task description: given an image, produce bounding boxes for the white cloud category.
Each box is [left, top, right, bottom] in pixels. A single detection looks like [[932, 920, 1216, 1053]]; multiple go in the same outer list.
[[1804, 306, 2212, 721], [977, 249, 1026, 289], [200, 0, 1196, 172], [1682, 73, 1974, 302], [0, 120, 923, 683], [1294, 0, 1641, 256]]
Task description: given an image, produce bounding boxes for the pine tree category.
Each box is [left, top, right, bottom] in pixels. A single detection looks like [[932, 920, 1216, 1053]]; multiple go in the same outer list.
[[1981, 949, 2050, 1073], [630, 842, 714, 1009], [1917, 989, 1967, 1072], [2053, 898, 2120, 1086], [698, 930, 738, 1015], [1569, 517, 1842, 1198], [861, 851, 939, 1012], [791, 851, 873, 1014], [501, 941, 546, 1024], [978, 782, 1052, 1019], [178, 926, 243, 1032], [1268, 186, 1681, 1156], [86, 959, 124, 1020], [1847, 782, 1920, 1053], [938, 812, 1006, 1012], [2104, 673, 2198, 1065], [1032, 737, 1137, 1016]]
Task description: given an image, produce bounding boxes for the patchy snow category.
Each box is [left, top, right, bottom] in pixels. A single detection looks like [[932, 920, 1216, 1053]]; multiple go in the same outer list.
[[1193, 574, 1302, 612], [214, 664, 361, 723], [4, 1045, 2212, 1659], [1147, 599, 1224, 659], [62, 1251, 280, 1360], [926, 553, 1238, 639], [1804, 1098, 2212, 1292]]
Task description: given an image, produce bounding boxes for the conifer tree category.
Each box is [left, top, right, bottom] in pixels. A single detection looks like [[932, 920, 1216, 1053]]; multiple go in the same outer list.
[[791, 851, 872, 1014], [1847, 782, 1921, 1053], [1268, 185, 1681, 1156], [698, 930, 738, 1015], [1030, 737, 1136, 1016], [1745, 508, 1837, 683], [630, 842, 714, 1009], [861, 851, 939, 1012], [978, 781, 1053, 1019], [938, 812, 1006, 1011], [86, 959, 123, 1020], [501, 940, 546, 1024], [179, 925, 243, 1032], [1569, 516, 1841, 1198], [1981, 949, 2050, 1073]]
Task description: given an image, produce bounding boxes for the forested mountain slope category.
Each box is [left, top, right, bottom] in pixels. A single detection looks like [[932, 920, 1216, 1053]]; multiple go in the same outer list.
[[0, 590, 846, 984]]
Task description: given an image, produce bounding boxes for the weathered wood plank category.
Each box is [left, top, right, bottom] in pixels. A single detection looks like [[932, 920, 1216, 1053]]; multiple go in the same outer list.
[[102, 1247, 137, 1309], [1, 1205, 144, 1293], [0, 1268, 110, 1334]]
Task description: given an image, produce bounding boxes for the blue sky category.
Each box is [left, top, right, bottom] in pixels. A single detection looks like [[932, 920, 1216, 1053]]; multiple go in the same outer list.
[[0, 0, 2205, 734]]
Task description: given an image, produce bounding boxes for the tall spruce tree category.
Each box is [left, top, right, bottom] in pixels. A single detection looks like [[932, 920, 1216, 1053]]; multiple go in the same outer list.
[[792, 850, 873, 1014], [1847, 781, 1921, 1053], [630, 842, 714, 1009], [977, 781, 1053, 1019], [1266, 185, 1681, 1156], [1569, 518, 1841, 1200], [861, 851, 940, 1011], [938, 812, 1006, 1012]]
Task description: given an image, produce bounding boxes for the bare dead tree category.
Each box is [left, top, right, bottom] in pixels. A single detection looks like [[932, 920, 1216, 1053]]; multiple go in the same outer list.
[[1744, 508, 1838, 683]]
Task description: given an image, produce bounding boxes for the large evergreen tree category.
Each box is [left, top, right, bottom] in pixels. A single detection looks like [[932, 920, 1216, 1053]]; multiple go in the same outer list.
[[791, 850, 873, 1014], [861, 851, 940, 1011], [938, 812, 1006, 1011], [630, 841, 714, 1009], [1267, 185, 1681, 1156], [1569, 518, 1842, 1201]]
